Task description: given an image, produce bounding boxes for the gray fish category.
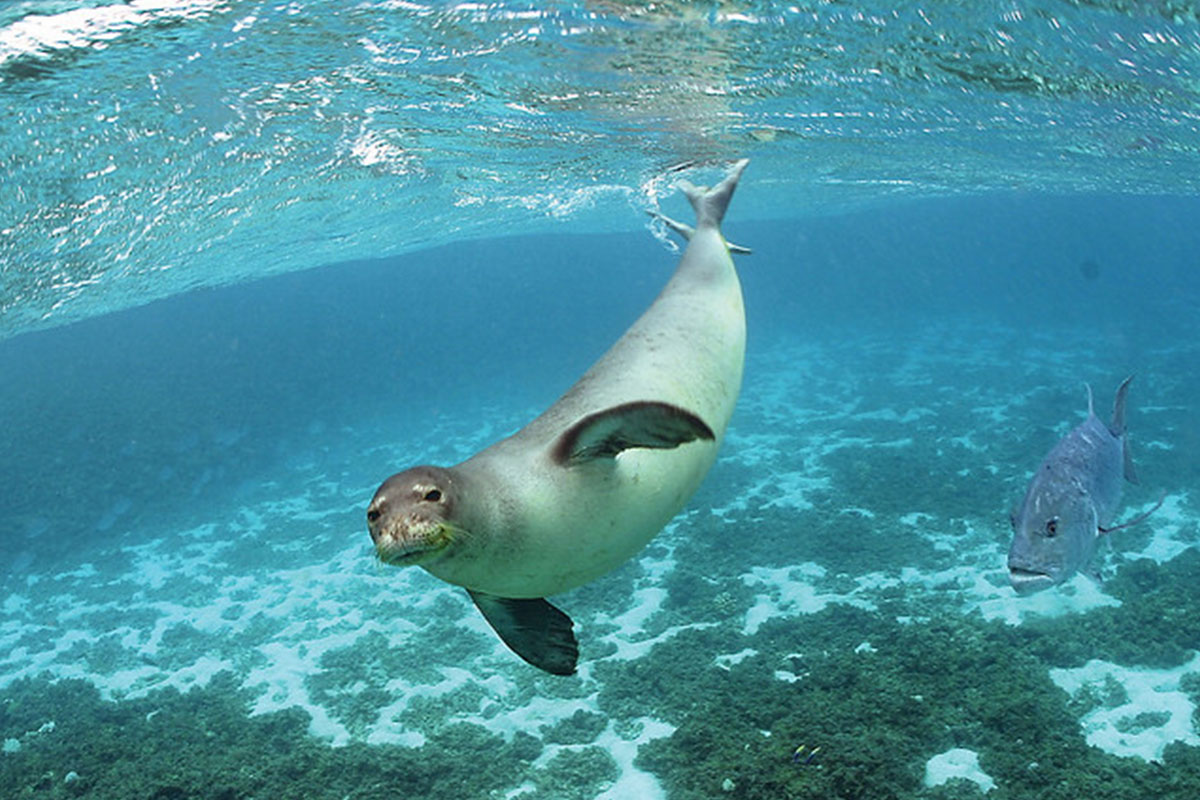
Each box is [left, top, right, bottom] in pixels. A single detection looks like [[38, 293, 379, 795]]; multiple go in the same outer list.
[[1007, 376, 1143, 595]]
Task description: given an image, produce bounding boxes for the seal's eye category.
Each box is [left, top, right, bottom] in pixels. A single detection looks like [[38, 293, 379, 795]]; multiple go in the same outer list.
[[423, 489, 442, 502], [1045, 518, 1058, 537], [367, 508, 381, 523]]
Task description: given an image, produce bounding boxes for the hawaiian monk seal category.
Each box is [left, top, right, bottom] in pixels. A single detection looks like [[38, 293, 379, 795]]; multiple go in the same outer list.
[[367, 159, 750, 675]]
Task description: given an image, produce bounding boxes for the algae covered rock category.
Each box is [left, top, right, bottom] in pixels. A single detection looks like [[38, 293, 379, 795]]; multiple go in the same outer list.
[[540, 709, 608, 745]]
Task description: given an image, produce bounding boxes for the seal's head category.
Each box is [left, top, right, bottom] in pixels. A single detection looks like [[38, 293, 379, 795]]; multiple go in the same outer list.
[[367, 465, 459, 566]]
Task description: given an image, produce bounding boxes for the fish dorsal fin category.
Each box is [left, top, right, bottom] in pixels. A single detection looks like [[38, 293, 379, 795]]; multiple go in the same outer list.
[[1110, 375, 1137, 483], [1110, 374, 1134, 436], [468, 591, 578, 675], [552, 401, 715, 466]]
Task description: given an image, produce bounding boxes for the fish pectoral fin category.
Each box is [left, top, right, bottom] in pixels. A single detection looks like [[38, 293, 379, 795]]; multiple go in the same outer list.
[[552, 400, 715, 466], [468, 591, 578, 676], [1098, 490, 1166, 535]]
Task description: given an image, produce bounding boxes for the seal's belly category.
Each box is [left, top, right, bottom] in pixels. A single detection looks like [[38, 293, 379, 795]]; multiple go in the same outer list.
[[441, 441, 716, 598]]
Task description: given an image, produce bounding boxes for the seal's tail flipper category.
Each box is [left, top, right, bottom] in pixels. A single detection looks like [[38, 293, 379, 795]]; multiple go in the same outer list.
[[678, 158, 749, 232], [468, 590, 578, 676]]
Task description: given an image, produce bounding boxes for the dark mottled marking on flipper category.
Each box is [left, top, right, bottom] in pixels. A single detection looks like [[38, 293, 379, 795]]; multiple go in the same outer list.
[[468, 590, 578, 676], [551, 400, 715, 466]]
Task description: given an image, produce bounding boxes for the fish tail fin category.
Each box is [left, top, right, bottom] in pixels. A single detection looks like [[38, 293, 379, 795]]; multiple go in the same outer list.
[[1111, 375, 1138, 484], [678, 159, 749, 233]]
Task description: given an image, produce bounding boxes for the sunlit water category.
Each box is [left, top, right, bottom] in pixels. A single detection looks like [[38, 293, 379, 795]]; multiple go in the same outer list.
[[4, 0, 1200, 335], [2, 3, 1200, 799]]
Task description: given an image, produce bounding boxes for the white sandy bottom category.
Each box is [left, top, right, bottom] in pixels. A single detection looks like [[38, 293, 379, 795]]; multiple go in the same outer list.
[[1050, 653, 1200, 762], [924, 748, 996, 792]]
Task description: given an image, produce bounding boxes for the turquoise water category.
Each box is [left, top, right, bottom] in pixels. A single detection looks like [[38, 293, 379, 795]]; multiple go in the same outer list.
[[3, 2, 1200, 799]]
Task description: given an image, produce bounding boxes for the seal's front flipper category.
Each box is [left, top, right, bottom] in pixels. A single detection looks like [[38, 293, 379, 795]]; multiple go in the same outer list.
[[468, 590, 578, 676], [552, 400, 715, 466]]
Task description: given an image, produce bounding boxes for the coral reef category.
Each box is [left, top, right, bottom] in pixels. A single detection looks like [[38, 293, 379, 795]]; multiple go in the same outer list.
[[1019, 551, 1200, 669], [0, 673, 539, 800], [522, 748, 619, 800], [541, 710, 608, 745], [600, 581, 1200, 800]]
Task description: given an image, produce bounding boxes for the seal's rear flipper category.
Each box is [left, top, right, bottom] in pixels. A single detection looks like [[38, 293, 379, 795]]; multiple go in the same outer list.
[[552, 400, 715, 466], [647, 210, 752, 254], [678, 158, 748, 231], [468, 590, 578, 676]]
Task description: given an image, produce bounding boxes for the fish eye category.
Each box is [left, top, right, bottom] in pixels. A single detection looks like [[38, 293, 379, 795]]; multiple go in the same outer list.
[[423, 489, 443, 502], [1045, 518, 1058, 538]]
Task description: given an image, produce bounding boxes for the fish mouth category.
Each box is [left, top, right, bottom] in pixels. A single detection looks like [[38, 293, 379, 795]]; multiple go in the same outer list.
[[1008, 567, 1055, 596]]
